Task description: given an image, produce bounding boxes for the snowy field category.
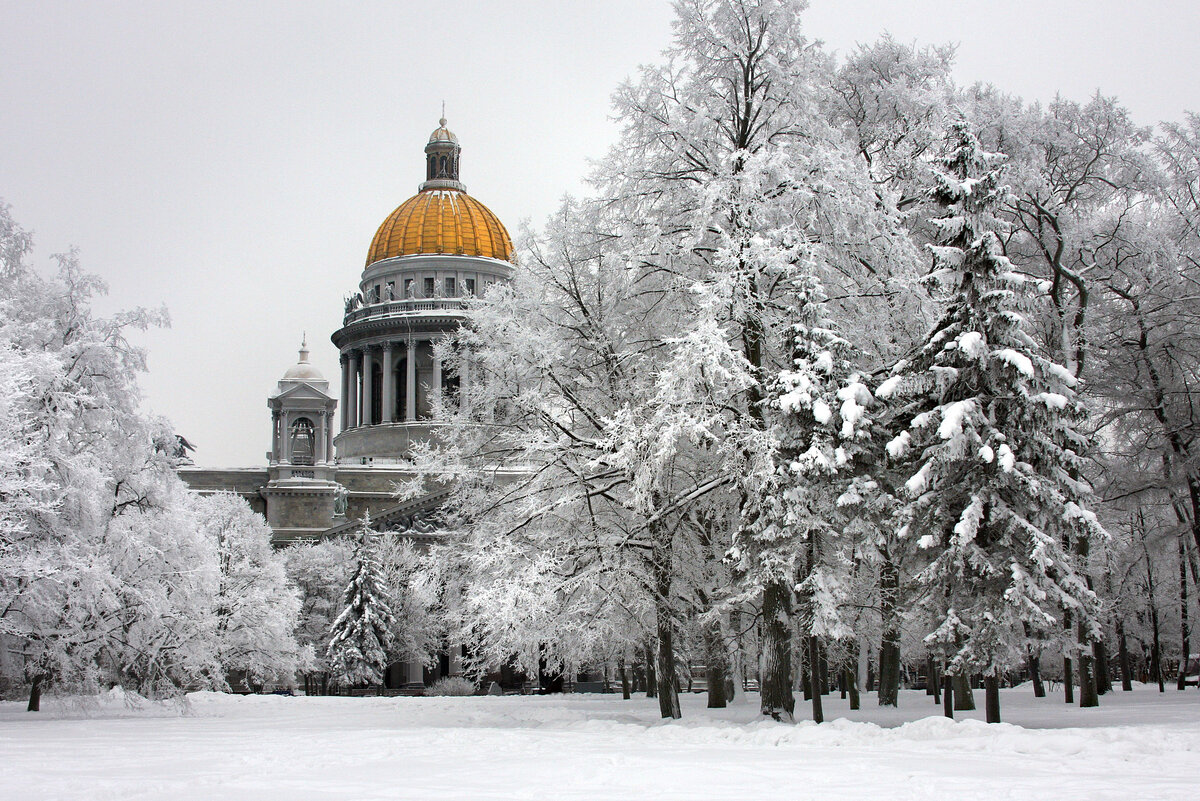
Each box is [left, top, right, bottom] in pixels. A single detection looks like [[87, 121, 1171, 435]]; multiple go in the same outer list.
[[1, 685, 1197, 800]]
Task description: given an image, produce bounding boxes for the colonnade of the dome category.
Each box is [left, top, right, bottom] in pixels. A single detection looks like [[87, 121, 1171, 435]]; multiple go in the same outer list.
[[338, 337, 468, 431]]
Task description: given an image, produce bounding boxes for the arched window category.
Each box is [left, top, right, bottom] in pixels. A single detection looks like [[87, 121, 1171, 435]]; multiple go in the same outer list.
[[290, 417, 315, 465], [439, 155, 447, 176]]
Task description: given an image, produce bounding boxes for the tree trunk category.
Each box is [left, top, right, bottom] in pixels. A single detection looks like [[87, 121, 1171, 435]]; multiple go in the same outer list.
[[809, 636, 824, 724], [759, 580, 795, 722], [704, 620, 728, 709], [728, 607, 743, 701], [1074, 536, 1099, 708], [877, 559, 901, 707], [27, 674, 45, 712], [1150, 602, 1165, 693], [1117, 621, 1134, 691], [800, 636, 812, 701], [620, 663, 631, 700], [1063, 655, 1074, 703], [926, 654, 937, 697], [819, 646, 830, 695], [1179, 533, 1191, 691], [1026, 649, 1045, 698], [942, 673, 954, 719], [1094, 640, 1111, 695], [847, 663, 860, 710], [984, 671, 1001, 723], [795, 628, 808, 698], [645, 642, 657, 699], [1142, 516, 1166, 693], [952, 673, 974, 710], [1078, 624, 1099, 708]]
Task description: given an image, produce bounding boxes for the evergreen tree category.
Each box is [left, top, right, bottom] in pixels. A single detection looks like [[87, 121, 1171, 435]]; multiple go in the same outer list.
[[327, 515, 398, 687], [879, 121, 1105, 723], [732, 277, 873, 721]]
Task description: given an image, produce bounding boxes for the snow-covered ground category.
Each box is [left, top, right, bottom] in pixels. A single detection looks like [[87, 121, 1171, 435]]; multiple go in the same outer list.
[[1, 685, 1197, 800]]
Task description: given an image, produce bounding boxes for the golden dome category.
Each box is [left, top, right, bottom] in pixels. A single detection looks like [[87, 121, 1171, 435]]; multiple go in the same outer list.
[[366, 188, 513, 266]]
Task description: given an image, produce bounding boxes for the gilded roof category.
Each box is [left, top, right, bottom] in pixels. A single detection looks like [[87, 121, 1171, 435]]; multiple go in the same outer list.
[[366, 188, 513, 266]]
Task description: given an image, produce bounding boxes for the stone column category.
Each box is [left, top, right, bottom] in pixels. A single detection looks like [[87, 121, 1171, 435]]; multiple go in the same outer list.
[[405, 340, 417, 422], [347, 350, 360, 429], [361, 347, 375, 427], [269, 410, 279, 463], [339, 354, 349, 432], [326, 408, 336, 463], [280, 411, 291, 464], [381, 343, 395, 423], [315, 410, 327, 464]]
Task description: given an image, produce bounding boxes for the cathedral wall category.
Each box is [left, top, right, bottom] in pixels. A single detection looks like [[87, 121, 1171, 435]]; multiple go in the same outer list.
[[178, 468, 269, 517]]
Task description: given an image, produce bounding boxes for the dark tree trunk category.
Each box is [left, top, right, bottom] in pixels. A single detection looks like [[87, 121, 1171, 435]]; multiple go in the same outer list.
[[1027, 650, 1045, 698], [801, 637, 812, 701], [926, 655, 937, 696], [847, 664, 860, 710], [759, 580, 795, 722], [1063, 655, 1074, 703], [1117, 621, 1134, 691], [728, 607, 743, 700], [952, 673, 975, 710], [930, 659, 941, 704], [27, 674, 45, 712], [984, 672, 1001, 723], [819, 646, 830, 696], [1078, 625, 1099, 708], [877, 559, 901, 707], [942, 673, 954, 718], [809, 636, 824, 724], [1151, 604, 1165, 693], [645, 643, 657, 699], [651, 526, 680, 719], [1094, 641, 1111, 695], [704, 621, 728, 709], [1179, 534, 1190, 691], [1143, 524, 1166, 693], [620, 664, 631, 700]]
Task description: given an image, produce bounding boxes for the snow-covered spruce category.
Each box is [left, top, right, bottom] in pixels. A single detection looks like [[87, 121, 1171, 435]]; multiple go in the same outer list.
[[880, 122, 1106, 722], [327, 515, 401, 687]]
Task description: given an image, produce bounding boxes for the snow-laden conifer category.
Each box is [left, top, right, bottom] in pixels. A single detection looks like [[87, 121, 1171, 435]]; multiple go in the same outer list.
[[732, 276, 874, 721], [880, 121, 1106, 722], [327, 515, 399, 687]]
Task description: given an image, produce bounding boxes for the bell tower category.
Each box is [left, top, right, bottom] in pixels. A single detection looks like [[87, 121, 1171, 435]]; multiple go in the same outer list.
[[263, 338, 344, 541]]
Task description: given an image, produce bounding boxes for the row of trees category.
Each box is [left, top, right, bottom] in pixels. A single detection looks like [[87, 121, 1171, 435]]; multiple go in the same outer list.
[[0, 204, 309, 709], [3, 0, 1197, 725], [404, 0, 1200, 724]]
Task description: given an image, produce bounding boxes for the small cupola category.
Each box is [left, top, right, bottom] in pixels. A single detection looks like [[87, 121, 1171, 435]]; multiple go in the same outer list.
[[421, 116, 465, 192]]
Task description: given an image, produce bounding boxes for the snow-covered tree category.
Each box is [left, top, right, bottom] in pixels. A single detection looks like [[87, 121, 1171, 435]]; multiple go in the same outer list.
[[327, 516, 399, 687], [285, 536, 354, 691], [0, 202, 226, 708], [731, 277, 875, 722], [193, 492, 308, 689], [880, 122, 1106, 722]]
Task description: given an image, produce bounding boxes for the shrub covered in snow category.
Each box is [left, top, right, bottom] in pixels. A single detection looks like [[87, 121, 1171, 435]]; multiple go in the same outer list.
[[423, 677, 476, 697]]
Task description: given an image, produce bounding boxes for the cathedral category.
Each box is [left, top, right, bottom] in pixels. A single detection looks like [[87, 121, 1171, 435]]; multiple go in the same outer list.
[[180, 117, 513, 547]]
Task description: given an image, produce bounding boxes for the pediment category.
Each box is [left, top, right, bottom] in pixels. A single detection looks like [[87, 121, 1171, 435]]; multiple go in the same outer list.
[[271, 381, 334, 403]]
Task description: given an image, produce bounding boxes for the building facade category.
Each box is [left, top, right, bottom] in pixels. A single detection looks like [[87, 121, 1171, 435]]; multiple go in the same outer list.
[[180, 117, 513, 548]]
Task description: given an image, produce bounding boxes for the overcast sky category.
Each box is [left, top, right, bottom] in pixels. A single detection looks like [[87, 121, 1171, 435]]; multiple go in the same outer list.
[[2, 0, 1197, 467]]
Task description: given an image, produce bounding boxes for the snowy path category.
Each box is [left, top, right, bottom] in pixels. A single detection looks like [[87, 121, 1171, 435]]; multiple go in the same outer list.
[[1, 686, 1197, 800]]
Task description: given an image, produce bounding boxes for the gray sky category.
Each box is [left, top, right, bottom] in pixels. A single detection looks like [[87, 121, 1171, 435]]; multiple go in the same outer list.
[[2, 0, 1197, 467]]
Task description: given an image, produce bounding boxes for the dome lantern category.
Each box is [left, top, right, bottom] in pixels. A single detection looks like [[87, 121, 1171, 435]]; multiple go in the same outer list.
[[422, 116, 464, 192]]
